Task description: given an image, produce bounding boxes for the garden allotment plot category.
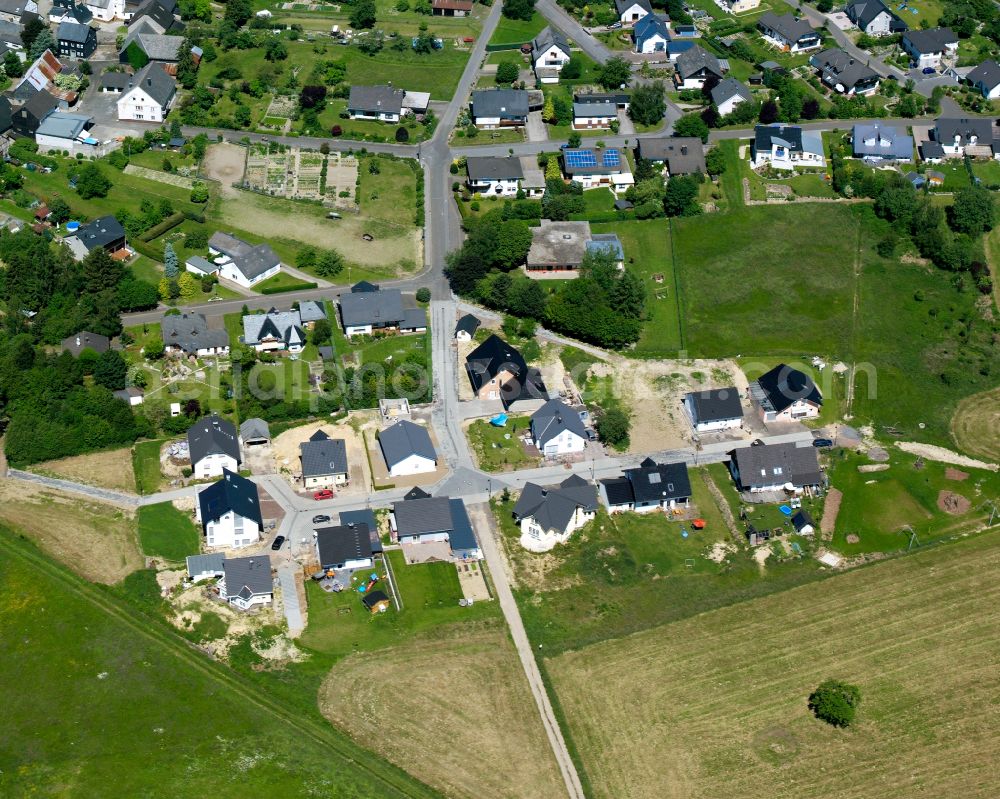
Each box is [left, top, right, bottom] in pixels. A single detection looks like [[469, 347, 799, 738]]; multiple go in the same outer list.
[[242, 143, 358, 206]]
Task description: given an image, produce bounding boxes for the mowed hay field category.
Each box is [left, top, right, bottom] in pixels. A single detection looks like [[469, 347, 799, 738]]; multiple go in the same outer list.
[[30, 447, 136, 492], [548, 530, 1000, 799], [319, 620, 565, 799], [951, 387, 1000, 462], [0, 479, 142, 583]]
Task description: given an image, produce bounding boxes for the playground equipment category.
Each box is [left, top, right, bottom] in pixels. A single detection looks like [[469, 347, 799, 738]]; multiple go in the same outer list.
[[489, 413, 508, 427], [691, 518, 706, 530], [357, 572, 380, 593]]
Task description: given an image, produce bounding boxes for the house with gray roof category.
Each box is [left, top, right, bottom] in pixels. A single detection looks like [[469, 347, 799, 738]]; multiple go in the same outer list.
[[600, 457, 692, 513], [757, 12, 820, 53], [966, 60, 1000, 100], [530, 398, 588, 457], [117, 61, 176, 122], [299, 429, 349, 489], [348, 84, 405, 122], [930, 116, 1000, 157], [186, 552, 224, 582], [340, 508, 382, 553], [710, 77, 752, 116], [188, 415, 241, 479], [390, 492, 480, 558], [314, 524, 374, 571], [513, 474, 597, 552], [810, 48, 880, 96], [401, 306, 428, 333], [471, 88, 529, 128], [751, 124, 825, 169], [616, 0, 652, 25], [219, 554, 273, 610], [852, 122, 913, 162], [455, 313, 480, 341], [378, 419, 437, 477], [35, 111, 95, 154], [196, 469, 263, 549], [242, 308, 305, 353], [161, 312, 230, 358], [239, 418, 270, 447], [573, 100, 617, 130], [845, 0, 907, 36], [56, 18, 97, 58], [902, 27, 957, 69], [673, 45, 725, 89], [729, 442, 823, 493], [466, 155, 524, 197], [207, 231, 281, 288], [119, 19, 184, 62], [298, 300, 327, 324], [749, 363, 822, 422], [101, 70, 130, 93], [338, 287, 406, 336], [637, 136, 706, 175], [532, 26, 571, 82], [684, 387, 743, 432], [61, 330, 109, 356]]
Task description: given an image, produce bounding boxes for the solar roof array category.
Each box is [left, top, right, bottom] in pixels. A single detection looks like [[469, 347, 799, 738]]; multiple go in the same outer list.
[[563, 148, 621, 169]]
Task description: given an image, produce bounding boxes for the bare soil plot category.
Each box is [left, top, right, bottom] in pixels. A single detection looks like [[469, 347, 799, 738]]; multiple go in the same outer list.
[[819, 487, 842, 535], [270, 417, 372, 496], [319, 620, 564, 799], [897, 440, 998, 472], [30, 447, 136, 493], [201, 142, 246, 199], [950, 387, 1000, 463], [549, 530, 1000, 799], [0, 479, 142, 583], [937, 490, 972, 515]]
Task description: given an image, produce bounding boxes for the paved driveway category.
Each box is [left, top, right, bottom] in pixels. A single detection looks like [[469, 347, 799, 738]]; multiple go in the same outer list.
[[525, 111, 549, 142], [617, 109, 635, 135]]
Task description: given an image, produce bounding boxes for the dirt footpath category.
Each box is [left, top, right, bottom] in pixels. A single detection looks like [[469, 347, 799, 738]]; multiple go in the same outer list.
[[896, 441, 998, 472], [820, 487, 843, 536]]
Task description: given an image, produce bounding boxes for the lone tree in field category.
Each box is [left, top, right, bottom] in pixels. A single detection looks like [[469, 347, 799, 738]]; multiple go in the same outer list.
[[808, 680, 861, 727], [163, 242, 179, 279]]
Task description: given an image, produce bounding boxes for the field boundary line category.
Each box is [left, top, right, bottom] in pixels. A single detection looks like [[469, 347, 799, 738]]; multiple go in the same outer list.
[[668, 217, 684, 351], [0, 530, 442, 799]]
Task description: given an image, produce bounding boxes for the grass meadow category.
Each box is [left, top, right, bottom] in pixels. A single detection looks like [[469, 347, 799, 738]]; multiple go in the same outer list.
[[137, 501, 202, 561]]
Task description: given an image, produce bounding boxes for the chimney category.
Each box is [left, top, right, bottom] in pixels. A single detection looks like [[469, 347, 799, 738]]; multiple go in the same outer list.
[[680, 145, 688, 155]]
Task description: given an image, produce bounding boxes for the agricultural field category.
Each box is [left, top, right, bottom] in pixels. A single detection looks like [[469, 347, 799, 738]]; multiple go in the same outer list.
[[242, 144, 359, 205], [548, 527, 1000, 799], [950, 387, 1000, 462], [0, 479, 142, 584], [0, 528, 437, 799], [29, 447, 136, 493], [319, 619, 564, 799]]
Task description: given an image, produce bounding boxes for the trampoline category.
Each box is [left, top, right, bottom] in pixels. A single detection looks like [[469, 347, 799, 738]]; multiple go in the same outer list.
[[779, 505, 793, 516]]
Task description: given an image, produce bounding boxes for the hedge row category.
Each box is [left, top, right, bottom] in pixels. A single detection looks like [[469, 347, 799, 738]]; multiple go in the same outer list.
[[139, 211, 186, 242], [260, 281, 318, 294]]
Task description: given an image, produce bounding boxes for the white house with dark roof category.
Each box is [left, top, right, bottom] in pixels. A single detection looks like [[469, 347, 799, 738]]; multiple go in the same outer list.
[[389, 490, 480, 559], [810, 48, 880, 96], [195, 469, 263, 549], [710, 77, 752, 116], [752, 124, 825, 169], [299, 429, 349, 489], [931, 117, 999, 158], [673, 45, 725, 89], [532, 26, 571, 83], [729, 442, 823, 493], [638, 136, 706, 175], [966, 60, 1000, 100], [749, 363, 822, 422], [208, 232, 281, 288], [314, 524, 374, 571], [573, 101, 616, 130], [530, 398, 587, 457], [188, 415, 241, 479], [161, 312, 230, 357], [845, 0, 906, 36], [378, 419, 437, 477], [684, 387, 743, 432], [347, 84, 405, 122], [471, 88, 529, 128], [633, 13, 670, 54], [219, 554, 273, 609], [757, 12, 820, 53], [119, 19, 184, 63], [465, 155, 524, 196], [455, 313, 480, 341], [116, 61, 175, 122], [242, 308, 305, 353], [338, 284, 425, 336], [600, 458, 692, 513], [616, 0, 651, 26], [84, 0, 124, 22], [512, 474, 597, 552], [901, 28, 957, 69]]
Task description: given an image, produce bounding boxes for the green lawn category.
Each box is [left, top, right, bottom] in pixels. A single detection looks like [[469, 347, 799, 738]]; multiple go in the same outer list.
[[132, 439, 168, 494], [254, 271, 317, 293], [137, 502, 201, 561], [466, 416, 538, 471], [317, 99, 433, 142], [0, 528, 438, 799], [828, 450, 1000, 556], [972, 159, 1000, 185], [592, 219, 681, 356], [299, 550, 498, 659], [490, 12, 547, 45]]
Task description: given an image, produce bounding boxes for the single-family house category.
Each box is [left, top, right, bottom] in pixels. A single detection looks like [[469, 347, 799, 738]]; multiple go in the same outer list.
[[207, 232, 282, 288], [50, 0, 87, 22], [241, 308, 306, 353], [673, 45, 725, 89], [10, 88, 58, 137], [757, 12, 820, 53], [378, 419, 437, 477], [34, 112, 96, 155], [845, 0, 907, 36], [572, 100, 617, 129], [465, 334, 548, 408], [113, 386, 145, 406], [340, 508, 382, 555], [432, 0, 473, 15], [62, 330, 109, 356], [126, 0, 180, 26], [161, 312, 230, 357], [117, 61, 176, 122], [684, 387, 743, 432], [455, 313, 480, 342], [729, 442, 823, 493], [56, 19, 97, 58], [901, 27, 957, 69], [338, 285, 407, 336], [616, 0, 652, 26], [751, 124, 826, 169], [526, 219, 591, 274], [66, 214, 128, 259], [852, 122, 913, 162], [532, 26, 571, 83], [100, 71, 130, 93], [749, 363, 823, 422], [0, 0, 37, 23], [219, 555, 273, 610], [714, 0, 761, 12], [239, 418, 270, 447], [466, 155, 523, 197], [966, 60, 1000, 100], [575, 91, 630, 110], [470, 88, 529, 129], [792, 509, 816, 534], [298, 300, 327, 326], [314, 524, 374, 571], [637, 136, 706, 175], [347, 84, 405, 122], [561, 146, 634, 193], [196, 469, 262, 549], [188, 415, 241, 479], [710, 77, 752, 116], [601, 457, 692, 513], [512, 474, 597, 552], [531, 398, 588, 457], [83, 0, 125, 22], [810, 48, 880, 96], [186, 552, 224, 582], [930, 117, 999, 157], [299, 429, 349, 488], [390, 492, 480, 559], [633, 13, 670, 54], [119, 21, 185, 64]]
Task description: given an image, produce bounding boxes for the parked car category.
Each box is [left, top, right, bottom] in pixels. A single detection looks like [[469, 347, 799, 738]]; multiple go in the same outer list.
[[922, 66, 936, 74], [812, 438, 834, 448], [271, 535, 286, 550], [313, 489, 334, 500], [312, 514, 331, 524]]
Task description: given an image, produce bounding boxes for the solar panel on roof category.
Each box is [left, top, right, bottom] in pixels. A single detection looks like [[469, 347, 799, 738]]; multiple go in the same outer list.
[[602, 149, 620, 167], [564, 149, 598, 168]]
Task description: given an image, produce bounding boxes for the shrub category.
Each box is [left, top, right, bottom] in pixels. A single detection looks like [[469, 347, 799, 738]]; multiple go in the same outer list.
[[331, 125, 342, 136], [808, 680, 861, 727], [415, 287, 431, 302], [395, 126, 410, 142]]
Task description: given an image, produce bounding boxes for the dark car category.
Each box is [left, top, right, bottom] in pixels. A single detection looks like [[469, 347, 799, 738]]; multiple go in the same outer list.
[[271, 535, 286, 550], [812, 438, 834, 448], [312, 514, 331, 524], [922, 66, 936, 74]]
